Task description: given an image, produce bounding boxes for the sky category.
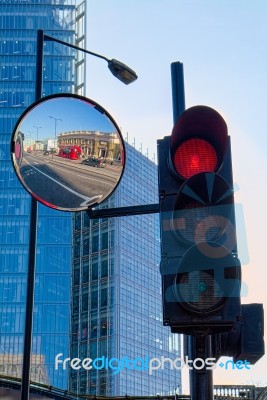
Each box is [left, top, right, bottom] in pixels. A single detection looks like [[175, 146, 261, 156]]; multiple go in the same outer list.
[[85, 0, 267, 392], [18, 96, 117, 141]]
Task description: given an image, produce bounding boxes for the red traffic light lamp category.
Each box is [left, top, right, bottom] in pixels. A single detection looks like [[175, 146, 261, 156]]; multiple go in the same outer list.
[[169, 106, 228, 179]]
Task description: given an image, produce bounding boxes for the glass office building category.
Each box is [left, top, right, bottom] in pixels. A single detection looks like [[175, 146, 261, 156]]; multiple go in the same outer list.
[[0, 0, 86, 389], [70, 142, 181, 396]]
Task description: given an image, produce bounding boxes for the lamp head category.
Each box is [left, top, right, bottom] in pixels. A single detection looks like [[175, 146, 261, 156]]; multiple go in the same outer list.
[[108, 59, 138, 85]]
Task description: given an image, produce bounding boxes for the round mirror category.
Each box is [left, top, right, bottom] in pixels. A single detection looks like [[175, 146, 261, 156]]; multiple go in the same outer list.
[[11, 94, 125, 211]]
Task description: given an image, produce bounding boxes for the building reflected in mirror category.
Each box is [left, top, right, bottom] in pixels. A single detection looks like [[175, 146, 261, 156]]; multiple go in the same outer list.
[[57, 130, 122, 164]]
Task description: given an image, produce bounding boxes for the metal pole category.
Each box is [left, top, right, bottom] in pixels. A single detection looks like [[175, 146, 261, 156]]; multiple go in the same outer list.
[[171, 62, 185, 123], [170, 61, 214, 400], [187, 335, 214, 400], [20, 29, 43, 400]]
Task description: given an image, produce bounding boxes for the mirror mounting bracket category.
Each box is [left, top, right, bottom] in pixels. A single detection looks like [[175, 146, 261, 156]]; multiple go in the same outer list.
[[87, 203, 160, 219]]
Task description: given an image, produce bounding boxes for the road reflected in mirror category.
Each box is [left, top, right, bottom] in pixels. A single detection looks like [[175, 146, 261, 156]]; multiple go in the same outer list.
[[11, 94, 125, 211]]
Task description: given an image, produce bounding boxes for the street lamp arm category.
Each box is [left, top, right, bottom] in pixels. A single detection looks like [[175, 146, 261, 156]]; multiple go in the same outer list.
[[44, 33, 110, 62], [49, 116, 62, 122], [43, 32, 138, 85]]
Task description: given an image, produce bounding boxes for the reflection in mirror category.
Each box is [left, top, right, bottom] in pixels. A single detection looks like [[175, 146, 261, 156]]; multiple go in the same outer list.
[[11, 94, 125, 211]]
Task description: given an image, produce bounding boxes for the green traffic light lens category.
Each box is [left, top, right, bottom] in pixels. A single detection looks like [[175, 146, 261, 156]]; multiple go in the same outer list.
[[173, 242, 240, 315], [199, 282, 207, 293]]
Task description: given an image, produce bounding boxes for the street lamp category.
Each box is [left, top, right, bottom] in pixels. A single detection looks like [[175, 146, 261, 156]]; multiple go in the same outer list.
[[27, 131, 33, 150], [33, 125, 41, 141], [21, 29, 137, 400], [33, 125, 41, 153], [49, 115, 62, 149], [44, 33, 138, 85]]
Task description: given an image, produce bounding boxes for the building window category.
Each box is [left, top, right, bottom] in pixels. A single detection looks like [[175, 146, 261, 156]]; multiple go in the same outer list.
[[73, 267, 80, 286], [82, 262, 89, 283], [74, 214, 81, 230], [101, 231, 108, 250], [92, 235, 99, 253], [101, 258, 108, 278], [90, 315, 98, 339], [100, 286, 108, 308], [83, 237, 89, 256], [82, 288, 88, 312], [100, 316, 108, 337], [91, 260, 98, 281], [91, 286, 98, 310]]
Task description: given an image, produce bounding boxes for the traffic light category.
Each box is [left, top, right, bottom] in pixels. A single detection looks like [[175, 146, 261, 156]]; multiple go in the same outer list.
[[158, 105, 241, 334]]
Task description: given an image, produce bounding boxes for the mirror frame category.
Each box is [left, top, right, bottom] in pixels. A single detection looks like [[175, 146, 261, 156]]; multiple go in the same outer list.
[[10, 93, 126, 212]]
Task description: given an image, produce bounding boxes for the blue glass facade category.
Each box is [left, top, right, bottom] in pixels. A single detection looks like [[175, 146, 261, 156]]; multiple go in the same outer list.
[[70, 143, 182, 396], [0, 0, 85, 389]]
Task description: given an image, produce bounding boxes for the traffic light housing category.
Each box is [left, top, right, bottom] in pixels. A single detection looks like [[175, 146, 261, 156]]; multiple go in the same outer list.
[[217, 304, 265, 364], [158, 105, 241, 334]]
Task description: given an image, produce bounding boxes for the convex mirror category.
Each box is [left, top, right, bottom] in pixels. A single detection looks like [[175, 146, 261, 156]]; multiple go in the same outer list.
[[11, 94, 125, 211]]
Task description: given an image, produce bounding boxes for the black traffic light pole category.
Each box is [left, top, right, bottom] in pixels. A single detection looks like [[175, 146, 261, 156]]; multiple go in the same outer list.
[[186, 334, 214, 400], [171, 61, 214, 400], [171, 62, 185, 123]]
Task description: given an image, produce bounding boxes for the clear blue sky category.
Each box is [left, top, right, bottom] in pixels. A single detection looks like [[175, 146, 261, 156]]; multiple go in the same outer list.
[[86, 0, 267, 391], [19, 97, 116, 140]]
